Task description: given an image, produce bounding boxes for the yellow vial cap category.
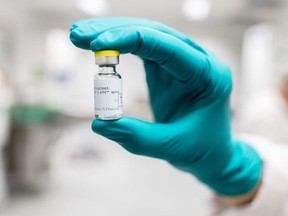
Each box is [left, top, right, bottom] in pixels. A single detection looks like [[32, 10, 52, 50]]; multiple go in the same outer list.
[[94, 50, 120, 57]]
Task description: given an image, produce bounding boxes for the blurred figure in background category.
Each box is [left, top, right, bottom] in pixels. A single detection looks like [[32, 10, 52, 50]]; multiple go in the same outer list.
[[0, 67, 12, 206], [235, 70, 288, 143]]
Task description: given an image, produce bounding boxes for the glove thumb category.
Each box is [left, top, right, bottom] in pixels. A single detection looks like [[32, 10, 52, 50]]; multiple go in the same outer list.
[[91, 116, 170, 157]]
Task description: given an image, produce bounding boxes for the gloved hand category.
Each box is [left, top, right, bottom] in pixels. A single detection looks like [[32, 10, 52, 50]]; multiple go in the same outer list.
[[70, 17, 263, 196]]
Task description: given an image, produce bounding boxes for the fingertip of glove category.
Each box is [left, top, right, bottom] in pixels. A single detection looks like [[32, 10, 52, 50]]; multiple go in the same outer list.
[[70, 23, 78, 32], [91, 118, 111, 132], [91, 118, 125, 133], [91, 117, 140, 143], [91, 116, 148, 135], [69, 30, 91, 50], [69, 28, 80, 40]]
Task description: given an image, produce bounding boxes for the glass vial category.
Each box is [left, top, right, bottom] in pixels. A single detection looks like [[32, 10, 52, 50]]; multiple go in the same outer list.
[[94, 50, 123, 120]]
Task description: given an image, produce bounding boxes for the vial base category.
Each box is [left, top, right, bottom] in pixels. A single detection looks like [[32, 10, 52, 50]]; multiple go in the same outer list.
[[95, 114, 122, 120]]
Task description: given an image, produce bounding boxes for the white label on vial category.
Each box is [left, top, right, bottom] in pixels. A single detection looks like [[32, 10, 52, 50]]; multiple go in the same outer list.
[[94, 79, 123, 116]]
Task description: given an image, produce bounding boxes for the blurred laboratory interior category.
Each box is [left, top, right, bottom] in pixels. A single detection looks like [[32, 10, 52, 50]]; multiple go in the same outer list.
[[1, 0, 288, 215]]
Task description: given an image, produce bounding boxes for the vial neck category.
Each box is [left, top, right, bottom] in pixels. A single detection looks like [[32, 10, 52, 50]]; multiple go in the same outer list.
[[98, 65, 116, 74]]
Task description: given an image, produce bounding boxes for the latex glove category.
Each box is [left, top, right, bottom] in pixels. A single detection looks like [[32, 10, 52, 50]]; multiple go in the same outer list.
[[70, 17, 263, 196]]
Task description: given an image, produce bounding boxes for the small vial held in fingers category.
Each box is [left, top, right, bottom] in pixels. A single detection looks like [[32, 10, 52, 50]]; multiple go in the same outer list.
[[94, 50, 123, 120]]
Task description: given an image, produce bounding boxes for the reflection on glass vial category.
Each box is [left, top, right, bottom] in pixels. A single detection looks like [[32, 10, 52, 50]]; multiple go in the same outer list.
[[94, 50, 123, 120]]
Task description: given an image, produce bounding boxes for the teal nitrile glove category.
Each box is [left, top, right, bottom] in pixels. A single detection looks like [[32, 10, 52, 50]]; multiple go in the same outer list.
[[70, 17, 263, 196]]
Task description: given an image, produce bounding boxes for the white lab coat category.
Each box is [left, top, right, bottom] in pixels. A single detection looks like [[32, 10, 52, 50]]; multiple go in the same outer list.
[[235, 87, 288, 143], [215, 135, 288, 216]]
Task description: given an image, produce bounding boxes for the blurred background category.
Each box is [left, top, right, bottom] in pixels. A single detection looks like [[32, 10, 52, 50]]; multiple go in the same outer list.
[[0, 0, 288, 215]]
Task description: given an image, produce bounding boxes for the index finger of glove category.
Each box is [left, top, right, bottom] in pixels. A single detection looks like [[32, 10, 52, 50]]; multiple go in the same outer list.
[[70, 17, 206, 54], [90, 26, 210, 83]]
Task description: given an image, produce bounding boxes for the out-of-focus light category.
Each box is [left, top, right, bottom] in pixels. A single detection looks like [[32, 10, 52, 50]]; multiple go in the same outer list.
[[182, 0, 211, 21], [75, 0, 109, 16]]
